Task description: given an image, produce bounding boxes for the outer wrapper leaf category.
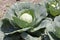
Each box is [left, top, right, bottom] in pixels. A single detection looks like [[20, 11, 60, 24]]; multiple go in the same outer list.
[[54, 15, 60, 38], [0, 20, 4, 40]]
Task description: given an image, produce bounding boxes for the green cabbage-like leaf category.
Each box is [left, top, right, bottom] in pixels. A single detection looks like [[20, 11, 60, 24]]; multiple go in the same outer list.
[[46, 0, 60, 16], [13, 17, 30, 28], [21, 32, 41, 40], [54, 15, 60, 38], [0, 20, 4, 40]]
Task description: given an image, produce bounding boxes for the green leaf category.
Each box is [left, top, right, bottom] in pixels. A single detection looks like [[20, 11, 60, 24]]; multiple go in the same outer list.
[[30, 19, 46, 32], [49, 5, 59, 16], [0, 20, 4, 40], [54, 15, 60, 27], [54, 15, 60, 38], [46, 0, 60, 16], [1, 19, 19, 33], [47, 32, 54, 40], [13, 17, 30, 28], [5, 27, 31, 35], [0, 31, 4, 40], [4, 8, 15, 20], [45, 18, 55, 32], [40, 18, 55, 32], [21, 32, 41, 40]]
